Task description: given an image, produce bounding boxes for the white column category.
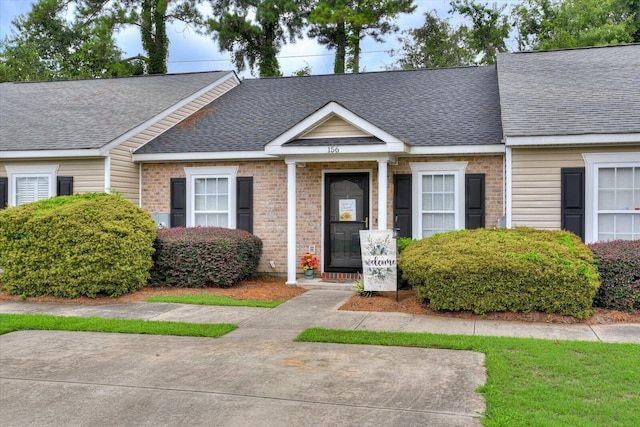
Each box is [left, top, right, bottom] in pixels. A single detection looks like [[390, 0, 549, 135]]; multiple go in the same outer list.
[[286, 160, 298, 285], [378, 160, 388, 230]]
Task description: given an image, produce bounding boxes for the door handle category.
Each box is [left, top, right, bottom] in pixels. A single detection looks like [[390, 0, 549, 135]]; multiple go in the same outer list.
[[363, 217, 368, 229]]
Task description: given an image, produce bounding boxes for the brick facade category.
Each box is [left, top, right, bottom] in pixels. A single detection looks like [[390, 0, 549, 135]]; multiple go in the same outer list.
[[141, 154, 503, 275]]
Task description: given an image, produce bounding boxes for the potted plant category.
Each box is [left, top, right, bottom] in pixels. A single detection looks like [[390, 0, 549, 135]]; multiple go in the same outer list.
[[300, 252, 318, 279]]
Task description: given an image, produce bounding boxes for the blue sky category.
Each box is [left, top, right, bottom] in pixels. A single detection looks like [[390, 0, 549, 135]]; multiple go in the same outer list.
[[0, 0, 516, 77]]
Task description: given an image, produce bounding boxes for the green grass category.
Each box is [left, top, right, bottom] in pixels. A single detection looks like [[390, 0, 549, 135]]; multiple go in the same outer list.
[[0, 313, 237, 338], [296, 328, 640, 427], [145, 294, 284, 308]]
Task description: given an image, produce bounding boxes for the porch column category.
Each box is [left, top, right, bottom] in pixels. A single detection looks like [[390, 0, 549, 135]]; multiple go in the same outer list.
[[286, 160, 297, 284], [378, 160, 388, 230]]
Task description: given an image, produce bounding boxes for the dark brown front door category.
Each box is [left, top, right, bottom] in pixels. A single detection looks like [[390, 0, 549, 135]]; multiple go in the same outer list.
[[324, 173, 369, 272]]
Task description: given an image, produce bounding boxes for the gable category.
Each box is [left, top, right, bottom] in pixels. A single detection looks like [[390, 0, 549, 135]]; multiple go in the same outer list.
[[299, 115, 369, 139]]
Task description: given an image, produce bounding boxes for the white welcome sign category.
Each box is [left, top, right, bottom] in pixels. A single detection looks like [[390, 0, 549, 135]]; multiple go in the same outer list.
[[359, 230, 397, 292]]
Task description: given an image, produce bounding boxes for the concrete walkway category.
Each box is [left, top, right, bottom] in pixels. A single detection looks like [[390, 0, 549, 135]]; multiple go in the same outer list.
[[1, 290, 639, 427]]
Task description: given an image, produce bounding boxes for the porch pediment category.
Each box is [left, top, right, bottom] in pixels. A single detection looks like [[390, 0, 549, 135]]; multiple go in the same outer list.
[[264, 101, 406, 157]]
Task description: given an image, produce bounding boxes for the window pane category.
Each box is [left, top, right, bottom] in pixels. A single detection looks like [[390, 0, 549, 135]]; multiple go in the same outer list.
[[434, 175, 444, 192], [195, 178, 206, 194], [444, 175, 455, 191], [217, 178, 229, 194], [444, 193, 455, 210], [617, 168, 633, 188], [598, 190, 615, 209], [423, 194, 432, 210], [195, 195, 206, 210], [599, 168, 615, 188], [598, 214, 614, 233], [194, 213, 207, 227], [218, 195, 228, 210], [434, 193, 444, 210], [617, 190, 633, 210], [616, 214, 632, 234]]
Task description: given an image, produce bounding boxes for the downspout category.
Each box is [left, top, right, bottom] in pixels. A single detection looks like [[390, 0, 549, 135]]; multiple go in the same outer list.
[[104, 156, 111, 193]]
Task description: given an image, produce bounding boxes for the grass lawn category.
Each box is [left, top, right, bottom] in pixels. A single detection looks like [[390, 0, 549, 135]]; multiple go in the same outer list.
[[145, 294, 284, 308], [0, 313, 237, 338], [296, 328, 640, 427]]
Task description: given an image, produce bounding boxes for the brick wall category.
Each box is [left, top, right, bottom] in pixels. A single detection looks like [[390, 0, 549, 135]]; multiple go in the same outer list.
[[141, 155, 503, 275]]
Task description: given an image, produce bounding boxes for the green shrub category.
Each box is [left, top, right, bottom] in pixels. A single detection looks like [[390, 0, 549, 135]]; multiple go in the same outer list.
[[149, 227, 262, 288], [588, 240, 640, 312], [396, 237, 416, 290], [0, 193, 156, 298], [398, 228, 600, 319]]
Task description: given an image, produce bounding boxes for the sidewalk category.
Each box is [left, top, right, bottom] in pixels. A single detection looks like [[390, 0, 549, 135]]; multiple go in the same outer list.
[[1, 290, 638, 427], [1, 289, 639, 343]]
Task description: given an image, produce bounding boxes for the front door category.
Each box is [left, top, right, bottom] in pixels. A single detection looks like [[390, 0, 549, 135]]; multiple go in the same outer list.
[[324, 173, 369, 272]]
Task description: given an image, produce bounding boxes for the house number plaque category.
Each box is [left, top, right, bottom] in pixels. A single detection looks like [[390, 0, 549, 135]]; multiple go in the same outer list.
[[328, 146, 340, 154]]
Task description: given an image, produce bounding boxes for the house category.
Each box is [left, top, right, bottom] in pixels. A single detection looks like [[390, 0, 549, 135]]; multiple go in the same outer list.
[[131, 66, 506, 284], [0, 71, 239, 209], [497, 44, 640, 243], [1, 44, 638, 285]]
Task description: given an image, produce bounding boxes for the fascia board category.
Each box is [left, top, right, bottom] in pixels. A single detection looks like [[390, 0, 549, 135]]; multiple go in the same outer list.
[[505, 133, 640, 146]]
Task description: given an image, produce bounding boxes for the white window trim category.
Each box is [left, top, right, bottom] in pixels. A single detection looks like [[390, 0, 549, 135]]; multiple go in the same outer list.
[[184, 166, 238, 228], [410, 162, 467, 239], [583, 152, 640, 243], [4, 165, 59, 207]]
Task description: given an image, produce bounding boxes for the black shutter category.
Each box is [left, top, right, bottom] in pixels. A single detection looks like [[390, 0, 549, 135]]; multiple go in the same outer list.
[[57, 176, 74, 196], [236, 177, 253, 233], [0, 177, 7, 209], [561, 167, 585, 241], [465, 174, 485, 229], [170, 178, 186, 228], [393, 174, 412, 238]]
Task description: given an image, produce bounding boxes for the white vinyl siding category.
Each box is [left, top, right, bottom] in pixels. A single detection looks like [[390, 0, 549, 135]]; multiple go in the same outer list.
[[300, 115, 368, 139], [410, 162, 467, 239]]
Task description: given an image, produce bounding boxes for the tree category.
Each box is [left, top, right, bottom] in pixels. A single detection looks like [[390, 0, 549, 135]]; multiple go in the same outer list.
[[207, 0, 309, 77], [308, 0, 416, 74], [77, 0, 204, 74], [0, 0, 143, 82], [512, 0, 639, 51], [396, 11, 474, 69], [449, 0, 510, 64]]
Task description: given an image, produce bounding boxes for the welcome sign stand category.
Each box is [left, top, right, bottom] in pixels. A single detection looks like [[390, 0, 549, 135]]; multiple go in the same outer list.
[[359, 230, 398, 300]]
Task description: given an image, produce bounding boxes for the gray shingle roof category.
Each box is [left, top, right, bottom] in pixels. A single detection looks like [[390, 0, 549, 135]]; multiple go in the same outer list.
[[136, 66, 504, 154], [0, 71, 231, 152], [497, 44, 640, 138]]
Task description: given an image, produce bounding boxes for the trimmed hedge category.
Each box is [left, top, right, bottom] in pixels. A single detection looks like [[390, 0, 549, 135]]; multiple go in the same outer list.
[[149, 227, 262, 288], [398, 228, 600, 319], [588, 240, 640, 312], [0, 193, 156, 298]]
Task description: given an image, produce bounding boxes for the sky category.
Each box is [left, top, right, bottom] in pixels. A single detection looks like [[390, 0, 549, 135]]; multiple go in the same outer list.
[[0, 0, 517, 78]]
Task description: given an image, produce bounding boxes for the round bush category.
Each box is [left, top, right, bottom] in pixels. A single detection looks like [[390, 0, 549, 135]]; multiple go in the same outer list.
[[149, 226, 262, 288], [398, 228, 600, 319], [0, 193, 156, 298]]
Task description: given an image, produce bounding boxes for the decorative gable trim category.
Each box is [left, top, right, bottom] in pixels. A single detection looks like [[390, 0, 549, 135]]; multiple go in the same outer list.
[[265, 101, 405, 156]]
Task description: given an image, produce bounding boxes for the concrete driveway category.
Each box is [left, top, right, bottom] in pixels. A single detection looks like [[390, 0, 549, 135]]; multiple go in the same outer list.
[[0, 291, 486, 426]]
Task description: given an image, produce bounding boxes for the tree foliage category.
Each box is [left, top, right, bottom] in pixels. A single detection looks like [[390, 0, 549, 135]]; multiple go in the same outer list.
[[208, 0, 309, 77], [308, 0, 415, 73], [512, 0, 640, 50], [0, 0, 144, 82], [449, 0, 510, 64], [397, 11, 474, 69]]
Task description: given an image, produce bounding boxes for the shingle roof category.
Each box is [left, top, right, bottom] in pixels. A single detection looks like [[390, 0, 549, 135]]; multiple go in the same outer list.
[[497, 44, 640, 138], [136, 66, 504, 154], [0, 71, 232, 152]]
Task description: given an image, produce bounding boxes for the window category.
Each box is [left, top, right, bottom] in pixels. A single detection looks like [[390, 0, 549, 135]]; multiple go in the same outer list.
[[411, 162, 467, 239], [185, 166, 237, 228], [5, 165, 58, 207], [584, 153, 640, 242]]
